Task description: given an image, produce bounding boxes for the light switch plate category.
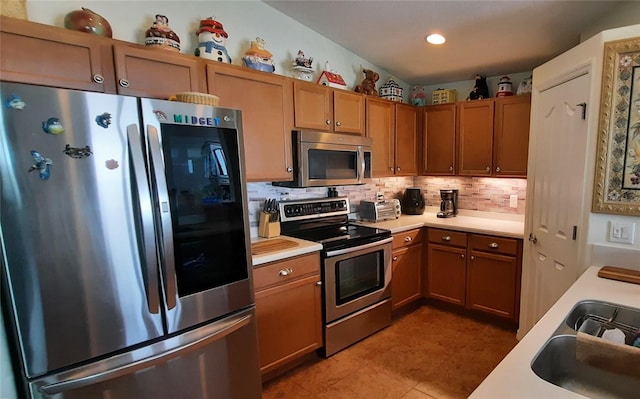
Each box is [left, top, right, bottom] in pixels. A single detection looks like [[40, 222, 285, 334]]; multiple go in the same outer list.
[[509, 195, 518, 208], [608, 221, 635, 244]]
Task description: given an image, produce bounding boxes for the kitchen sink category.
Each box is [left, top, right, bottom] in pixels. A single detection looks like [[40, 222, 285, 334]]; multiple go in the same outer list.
[[531, 300, 640, 398]]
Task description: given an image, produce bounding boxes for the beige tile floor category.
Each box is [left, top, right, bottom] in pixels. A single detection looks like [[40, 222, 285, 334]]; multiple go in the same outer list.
[[262, 305, 518, 399]]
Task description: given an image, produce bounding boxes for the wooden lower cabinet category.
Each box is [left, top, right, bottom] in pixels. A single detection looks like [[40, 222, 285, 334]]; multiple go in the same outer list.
[[391, 229, 423, 310], [253, 253, 322, 374], [425, 228, 522, 322]]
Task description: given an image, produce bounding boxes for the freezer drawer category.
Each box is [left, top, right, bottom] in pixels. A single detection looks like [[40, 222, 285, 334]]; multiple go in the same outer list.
[[28, 307, 261, 399]]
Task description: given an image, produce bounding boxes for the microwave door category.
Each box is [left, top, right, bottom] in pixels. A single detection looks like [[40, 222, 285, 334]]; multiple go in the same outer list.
[[301, 142, 361, 186]]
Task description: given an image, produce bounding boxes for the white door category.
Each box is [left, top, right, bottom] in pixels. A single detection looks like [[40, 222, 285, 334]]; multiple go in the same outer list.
[[519, 72, 590, 337]]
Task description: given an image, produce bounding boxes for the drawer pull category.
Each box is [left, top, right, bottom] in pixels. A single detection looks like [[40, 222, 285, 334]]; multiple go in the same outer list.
[[118, 78, 130, 88], [325, 120, 332, 125], [92, 74, 104, 84], [404, 236, 412, 242], [442, 236, 451, 241], [392, 256, 398, 261], [489, 242, 499, 248], [278, 268, 293, 276]]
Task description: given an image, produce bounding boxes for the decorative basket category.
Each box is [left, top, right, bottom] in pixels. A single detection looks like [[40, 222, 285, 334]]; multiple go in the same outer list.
[[171, 92, 220, 106], [431, 89, 457, 104]]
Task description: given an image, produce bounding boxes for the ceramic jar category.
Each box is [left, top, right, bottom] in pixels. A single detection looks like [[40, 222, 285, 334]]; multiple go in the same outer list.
[[291, 50, 313, 81], [242, 37, 275, 73], [195, 18, 231, 63], [144, 14, 180, 52]]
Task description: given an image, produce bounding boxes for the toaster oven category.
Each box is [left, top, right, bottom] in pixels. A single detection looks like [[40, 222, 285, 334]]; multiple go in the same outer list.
[[359, 200, 401, 222]]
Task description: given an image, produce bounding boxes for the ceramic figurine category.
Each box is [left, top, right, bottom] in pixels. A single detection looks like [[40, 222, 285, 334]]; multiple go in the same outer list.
[[317, 61, 347, 88], [517, 76, 533, 95], [242, 37, 275, 73], [195, 18, 231, 63], [496, 75, 513, 97], [64, 7, 112, 38], [410, 86, 426, 106], [291, 50, 314, 81], [144, 14, 180, 52], [355, 68, 379, 96], [468, 74, 489, 100], [380, 77, 403, 102]]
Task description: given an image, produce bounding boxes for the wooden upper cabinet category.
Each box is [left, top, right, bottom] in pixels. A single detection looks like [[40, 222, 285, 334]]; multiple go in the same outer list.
[[293, 80, 364, 134], [113, 44, 205, 99], [366, 97, 395, 177], [0, 16, 116, 92], [423, 103, 456, 175], [333, 90, 365, 134], [457, 99, 495, 176], [493, 95, 531, 177], [395, 103, 418, 176], [206, 63, 294, 182]]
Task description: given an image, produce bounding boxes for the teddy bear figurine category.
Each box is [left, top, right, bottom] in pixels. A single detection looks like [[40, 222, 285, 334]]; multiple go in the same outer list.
[[355, 69, 379, 96]]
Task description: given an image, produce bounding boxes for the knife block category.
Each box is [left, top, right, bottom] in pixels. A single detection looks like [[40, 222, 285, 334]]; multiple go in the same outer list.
[[258, 211, 280, 238]]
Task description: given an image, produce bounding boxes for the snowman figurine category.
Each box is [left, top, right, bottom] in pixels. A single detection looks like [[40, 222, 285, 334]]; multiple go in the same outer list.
[[195, 17, 231, 63]]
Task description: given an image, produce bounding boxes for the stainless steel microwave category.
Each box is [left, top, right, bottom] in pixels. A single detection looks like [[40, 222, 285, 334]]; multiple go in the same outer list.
[[274, 131, 372, 187]]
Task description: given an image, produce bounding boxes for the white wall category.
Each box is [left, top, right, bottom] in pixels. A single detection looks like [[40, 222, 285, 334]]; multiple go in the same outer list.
[[25, 0, 411, 97]]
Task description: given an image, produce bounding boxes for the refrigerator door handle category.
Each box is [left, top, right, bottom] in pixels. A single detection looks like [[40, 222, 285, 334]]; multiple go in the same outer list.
[[126, 124, 160, 314], [146, 125, 178, 309], [38, 312, 253, 395]]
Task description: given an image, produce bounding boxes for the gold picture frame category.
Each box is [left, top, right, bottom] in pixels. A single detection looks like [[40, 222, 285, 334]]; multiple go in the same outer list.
[[592, 37, 640, 216]]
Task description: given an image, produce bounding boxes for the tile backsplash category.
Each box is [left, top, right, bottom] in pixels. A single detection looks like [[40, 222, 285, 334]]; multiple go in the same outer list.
[[247, 176, 526, 230]]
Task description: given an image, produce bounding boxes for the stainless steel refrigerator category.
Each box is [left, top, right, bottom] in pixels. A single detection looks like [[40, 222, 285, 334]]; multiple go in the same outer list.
[[0, 82, 261, 398]]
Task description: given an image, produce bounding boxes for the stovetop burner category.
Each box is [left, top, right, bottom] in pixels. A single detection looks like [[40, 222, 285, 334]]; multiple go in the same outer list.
[[279, 197, 391, 251]]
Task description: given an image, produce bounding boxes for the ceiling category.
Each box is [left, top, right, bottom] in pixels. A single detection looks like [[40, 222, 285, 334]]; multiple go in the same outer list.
[[263, 0, 624, 85]]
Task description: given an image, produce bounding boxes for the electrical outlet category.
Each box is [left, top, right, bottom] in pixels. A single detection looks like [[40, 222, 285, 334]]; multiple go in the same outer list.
[[509, 195, 518, 208], [608, 221, 636, 244]]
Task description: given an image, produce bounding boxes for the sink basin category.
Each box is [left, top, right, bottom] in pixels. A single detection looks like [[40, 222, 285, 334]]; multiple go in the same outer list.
[[531, 300, 640, 398], [531, 335, 640, 398]]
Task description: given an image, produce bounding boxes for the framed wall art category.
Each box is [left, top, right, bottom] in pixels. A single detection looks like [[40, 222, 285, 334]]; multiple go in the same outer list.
[[592, 36, 640, 216]]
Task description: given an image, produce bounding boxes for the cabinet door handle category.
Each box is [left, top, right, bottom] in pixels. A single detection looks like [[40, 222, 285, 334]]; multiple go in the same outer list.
[[404, 236, 412, 242], [92, 74, 104, 84], [489, 242, 499, 248], [390, 167, 395, 172], [286, 167, 293, 173], [471, 255, 475, 260], [335, 121, 342, 127], [316, 281, 322, 286], [442, 236, 451, 241], [449, 166, 453, 171], [495, 166, 501, 173], [397, 167, 401, 172], [325, 119, 332, 125], [485, 166, 490, 172], [460, 254, 465, 259], [118, 78, 130, 88], [278, 268, 293, 276], [392, 256, 398, 261]]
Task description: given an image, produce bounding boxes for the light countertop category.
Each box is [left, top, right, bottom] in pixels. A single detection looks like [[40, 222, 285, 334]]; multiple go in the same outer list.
[[469, 266, 640, 398], [251, 208, 524, 266], [355, 207, 525, 239]]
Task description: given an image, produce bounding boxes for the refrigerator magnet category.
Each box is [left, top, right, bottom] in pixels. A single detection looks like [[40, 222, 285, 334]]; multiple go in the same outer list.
[[28, 150, 53, 180], [95, 112, 112, 128], [5, 95, 26, 110], [42, 117, 65, 135], [105, 159, 119, 170], [63, 144, 92, 159]]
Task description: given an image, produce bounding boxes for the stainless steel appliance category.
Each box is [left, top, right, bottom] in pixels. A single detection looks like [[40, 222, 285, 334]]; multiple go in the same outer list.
[[437, 189, 459, 218], [401, 187, 425, 215], [0, 82, 261, 398], [273, 131, 372, 187], [359, 199, 401, 222], [279, 197, 392, 356]]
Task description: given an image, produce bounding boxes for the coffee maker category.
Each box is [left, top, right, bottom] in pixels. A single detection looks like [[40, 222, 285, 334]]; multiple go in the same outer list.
[[437, 189, 458, 218]]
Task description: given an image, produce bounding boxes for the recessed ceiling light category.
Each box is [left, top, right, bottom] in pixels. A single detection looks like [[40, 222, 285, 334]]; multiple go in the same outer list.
[[426, 34, 445, 45]]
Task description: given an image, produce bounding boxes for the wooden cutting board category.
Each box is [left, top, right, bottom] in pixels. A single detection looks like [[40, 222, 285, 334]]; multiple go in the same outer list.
[[251, 238, 299, 256], [597, 266, 640, 285]]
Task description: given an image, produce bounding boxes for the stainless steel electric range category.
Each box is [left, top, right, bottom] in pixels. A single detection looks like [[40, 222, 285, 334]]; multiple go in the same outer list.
[[279, 197, 393, 356]]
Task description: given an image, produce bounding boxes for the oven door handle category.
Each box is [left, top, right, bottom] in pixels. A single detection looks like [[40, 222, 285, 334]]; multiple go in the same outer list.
[[325, 237, 393, 257]]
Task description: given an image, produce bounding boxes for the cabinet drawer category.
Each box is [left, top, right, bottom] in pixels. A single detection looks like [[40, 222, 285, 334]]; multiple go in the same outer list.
[[392, 229, 423, 249], [427, 228, 467, 247], [470, 234, 518, 255], [253, 252, 320, 291]]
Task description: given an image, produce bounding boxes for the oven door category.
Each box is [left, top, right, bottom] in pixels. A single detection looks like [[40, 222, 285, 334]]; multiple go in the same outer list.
[[323, 237, 392, 323]]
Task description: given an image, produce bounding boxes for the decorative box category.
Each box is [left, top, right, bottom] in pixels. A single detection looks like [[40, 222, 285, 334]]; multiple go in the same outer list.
[[431, 88, 457, 104], [379, 77, 403, 102]]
